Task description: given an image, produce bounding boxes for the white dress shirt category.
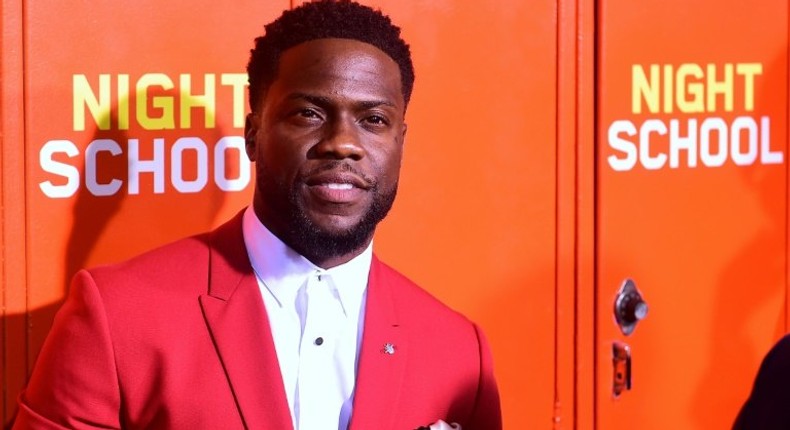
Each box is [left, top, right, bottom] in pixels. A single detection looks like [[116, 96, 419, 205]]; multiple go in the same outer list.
[[242, 207, 370, 430]]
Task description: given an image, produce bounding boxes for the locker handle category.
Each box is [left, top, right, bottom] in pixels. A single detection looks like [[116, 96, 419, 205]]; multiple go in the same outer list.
[[612, 341, 632, 397]]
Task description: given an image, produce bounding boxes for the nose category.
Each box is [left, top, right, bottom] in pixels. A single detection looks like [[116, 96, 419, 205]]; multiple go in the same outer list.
[[313, 117, 365, 160]]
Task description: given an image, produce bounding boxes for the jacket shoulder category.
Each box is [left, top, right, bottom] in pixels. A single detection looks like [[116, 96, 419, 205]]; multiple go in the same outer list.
[[85, 210, 246, 293], [373, 258, 475, 331], [87, 233, 212, 287]]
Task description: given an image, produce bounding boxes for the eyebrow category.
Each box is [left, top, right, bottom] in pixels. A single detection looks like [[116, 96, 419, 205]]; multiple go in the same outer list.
[[287, 93, 398, 110]]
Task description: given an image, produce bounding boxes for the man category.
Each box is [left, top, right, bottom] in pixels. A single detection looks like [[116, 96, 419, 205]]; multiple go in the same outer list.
[[14, 1, 501, 429]]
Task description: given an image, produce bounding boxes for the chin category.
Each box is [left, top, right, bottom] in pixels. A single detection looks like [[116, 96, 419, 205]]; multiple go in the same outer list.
[[284, 183, 396, 261], [288, 210, 376, 262], [310, 213, 366, 234]]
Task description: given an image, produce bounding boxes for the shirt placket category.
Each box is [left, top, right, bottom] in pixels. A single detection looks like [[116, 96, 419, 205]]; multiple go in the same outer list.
[[296, 271, 345, 430]]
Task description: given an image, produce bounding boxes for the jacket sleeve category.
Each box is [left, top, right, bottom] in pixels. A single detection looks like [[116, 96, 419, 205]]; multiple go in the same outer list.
[[14, 270, 122, 429], [466, 324, 502, 430]]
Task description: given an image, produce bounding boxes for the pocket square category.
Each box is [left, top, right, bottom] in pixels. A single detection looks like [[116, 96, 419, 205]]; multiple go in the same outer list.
[[415, 420, 462, 430]]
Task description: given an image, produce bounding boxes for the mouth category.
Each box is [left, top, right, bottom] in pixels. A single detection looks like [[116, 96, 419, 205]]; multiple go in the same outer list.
[[324, 183, 354, 190], [304, 170, 372, 204]]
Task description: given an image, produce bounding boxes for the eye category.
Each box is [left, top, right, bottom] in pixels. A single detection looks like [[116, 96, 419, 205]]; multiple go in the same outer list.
[[288, 107, 324, 126], [298, 108, 321, 119], [362, 114, 390, 127]]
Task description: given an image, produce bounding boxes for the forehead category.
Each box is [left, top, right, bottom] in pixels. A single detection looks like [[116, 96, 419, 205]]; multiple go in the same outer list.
[[267, 38, 404, 107]]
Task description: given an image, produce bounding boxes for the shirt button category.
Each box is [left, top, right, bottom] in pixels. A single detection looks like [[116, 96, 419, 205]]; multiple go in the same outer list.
[[315, 337, 324, 346]]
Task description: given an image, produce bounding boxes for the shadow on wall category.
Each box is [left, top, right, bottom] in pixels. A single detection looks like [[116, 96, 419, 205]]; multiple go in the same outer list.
[[62, 90, 232, 292], [691, 50, 788, 428], [4, 89, 238, 428]]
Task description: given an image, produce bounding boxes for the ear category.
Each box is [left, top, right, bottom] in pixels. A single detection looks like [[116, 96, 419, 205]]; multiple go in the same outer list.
[[244, 113, 257, 161]]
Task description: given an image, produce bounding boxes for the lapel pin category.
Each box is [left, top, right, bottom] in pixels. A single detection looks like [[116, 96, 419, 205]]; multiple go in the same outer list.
[[382, 343, 396, 355]]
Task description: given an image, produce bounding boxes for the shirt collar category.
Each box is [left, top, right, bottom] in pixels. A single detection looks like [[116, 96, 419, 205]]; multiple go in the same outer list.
[[242, 206, 371, 316]]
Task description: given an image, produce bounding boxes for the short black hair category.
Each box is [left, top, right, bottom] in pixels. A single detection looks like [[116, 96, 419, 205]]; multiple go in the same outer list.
[[246, 0, 415, 112]]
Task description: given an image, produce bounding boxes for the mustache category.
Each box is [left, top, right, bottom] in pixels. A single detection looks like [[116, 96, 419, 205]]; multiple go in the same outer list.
[[301, 161, 376, 188]]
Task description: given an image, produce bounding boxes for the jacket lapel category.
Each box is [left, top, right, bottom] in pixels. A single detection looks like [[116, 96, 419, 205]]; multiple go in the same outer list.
[[199, 213, 293, 430], [348, 257, 407, 430]]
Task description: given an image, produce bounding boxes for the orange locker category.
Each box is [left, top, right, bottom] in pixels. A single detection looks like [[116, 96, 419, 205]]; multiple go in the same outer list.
[[1, 1, 787, 429], [596, 1, 788, 429], [1, 1, 558, 428]]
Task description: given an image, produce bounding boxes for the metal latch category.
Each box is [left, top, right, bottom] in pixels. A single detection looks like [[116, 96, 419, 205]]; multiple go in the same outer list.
[[612, 341, 632, 397]]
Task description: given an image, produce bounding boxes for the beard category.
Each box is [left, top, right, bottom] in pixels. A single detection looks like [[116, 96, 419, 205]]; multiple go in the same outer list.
[[288, 181, 397, 263], [258, 161, 398, 265]]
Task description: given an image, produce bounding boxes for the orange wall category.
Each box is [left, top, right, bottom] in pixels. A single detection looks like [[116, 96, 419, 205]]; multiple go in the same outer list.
[[2, 1, 788, 429], [1, 1, 561, 428]]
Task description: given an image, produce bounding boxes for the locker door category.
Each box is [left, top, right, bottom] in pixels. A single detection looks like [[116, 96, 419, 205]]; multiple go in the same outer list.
[[366, 2, 561, 427], [3, 1, 284, 425], [596, 1, 788, 429]]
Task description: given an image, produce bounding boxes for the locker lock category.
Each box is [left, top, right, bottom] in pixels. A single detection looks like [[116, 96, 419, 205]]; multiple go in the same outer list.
[[614, 279, 648, 336]]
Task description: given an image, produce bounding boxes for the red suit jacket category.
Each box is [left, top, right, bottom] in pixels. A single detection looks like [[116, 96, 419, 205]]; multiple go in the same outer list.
[[14, 212, 501, 429]]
